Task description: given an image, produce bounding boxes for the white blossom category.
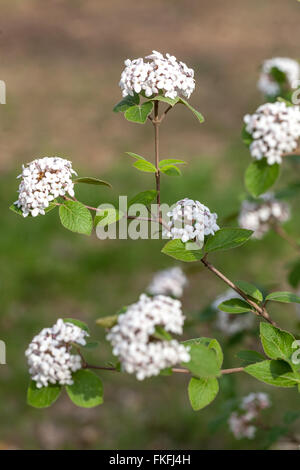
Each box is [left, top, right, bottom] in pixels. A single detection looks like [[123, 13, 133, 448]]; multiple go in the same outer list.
[[229, 393, 271, 440], [241, 392, 271, 420], [244, 101, 300, 165], [147, 267, 188, 298], [238, 193, 290, 239], [15, 156, 77, 217], [107, 294, 190, 380], [25, 319, 88, 388], [258, 57, 300, 97], [228, 412, 257, 440], [163, 198, 219, 248], [119, 51, 195, 100], [212, 289, 254, 336]]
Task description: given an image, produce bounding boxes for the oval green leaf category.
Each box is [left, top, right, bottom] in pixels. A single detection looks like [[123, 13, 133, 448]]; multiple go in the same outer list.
[[27, 381, 61, 408], [204, 228, 253, 253], [66, 370, 103, 408]]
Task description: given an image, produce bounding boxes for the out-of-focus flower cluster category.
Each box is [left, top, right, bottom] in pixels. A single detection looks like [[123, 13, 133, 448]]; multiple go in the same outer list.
[[238, 193, 290, 239], [258, 57, 300, 98], [212, 289, 254, 336], [147, 267, 188, 299], [163, 198, 219, 247], [229, 393, 271, 439], [15, 156, 77, 217], [119, 50, 195, 100], [25, 319, 88, 388], [244, 102, 300, 165], [107, 294, 190, 380]]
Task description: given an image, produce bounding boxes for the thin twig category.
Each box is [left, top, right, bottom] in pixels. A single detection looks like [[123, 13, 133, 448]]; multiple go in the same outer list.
[[201, 254, 277, 326], [153, 101, 161, 213], [273, 224, 300, 253], [84, 364, 244, 376]]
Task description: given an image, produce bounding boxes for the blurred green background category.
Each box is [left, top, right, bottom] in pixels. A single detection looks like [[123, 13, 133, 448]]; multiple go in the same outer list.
[[0, 0, 300, 450]]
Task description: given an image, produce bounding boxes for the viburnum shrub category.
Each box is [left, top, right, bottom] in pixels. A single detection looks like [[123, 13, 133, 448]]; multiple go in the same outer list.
[[10, 51, 300, 447]]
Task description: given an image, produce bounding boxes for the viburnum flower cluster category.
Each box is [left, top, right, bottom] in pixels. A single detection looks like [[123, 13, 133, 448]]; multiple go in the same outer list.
[[119, 50, 195, 100], [147, 267, 188, 299], [107, 294, 190, 380], [238, 193, 290, 239], [229, 393, 271, 440], [212, 289, 254, 336], [25, 319, 88, 388], [244, 101, 300, 165], [258, 57, 300, 97], [15, 156, 77, 217], [163, 198, 219, 246]]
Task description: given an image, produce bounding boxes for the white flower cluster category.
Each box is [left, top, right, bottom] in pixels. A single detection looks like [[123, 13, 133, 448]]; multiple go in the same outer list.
[[258, 57, 300, 97], [212, 289, 254, 336], [147, 267, 188, 299], [238, 193, 290, 239], [15, 156, 77, 217], [107, 294, 190, 380], [119, 50, 195, 100], [244, 102, 300, 165], [229, 393, 271, 440], [163, 198, 219, 247], [25, 319, 88, 388]]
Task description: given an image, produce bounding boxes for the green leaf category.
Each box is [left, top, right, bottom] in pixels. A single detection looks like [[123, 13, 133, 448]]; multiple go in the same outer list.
[[160, 164, 182, 176], [245, 159, 280, 197], [152, 326, 172, 341], [27, 381, 61, 408], [260, 323, 295, 363], [10, 201, 57, 216], [124, 101, 153, 124], [161, 239, 203, 262], [244, 360, 298, 387], [113, 93, 139, 113], [96, 314, 119, 329], [235, 280, 263, 302], [204, 228, 253, 253], [151, 95, 179, 107], [126, 152, 146, 161], [188, 377, 219, 411], [159, 159, 186, 167], [59, 200, 93, 236], [73, 177, 112, 188], [94, 208, 123, 227], [236, 350, 265, 366], [183, 337, 223, 368], [185, 343, 221, 378], [159, 367, 173, 376], [217, 298, 252, 314], [128, 190, 157, 208], [66, 370, 103, 408], [265, 291, 300, 304], [241, 124, 253, 147], [270, 67, 286, 84], [63, 318, 90, 333], [178, 97, 204, 123], [133, 160, 157, 173]]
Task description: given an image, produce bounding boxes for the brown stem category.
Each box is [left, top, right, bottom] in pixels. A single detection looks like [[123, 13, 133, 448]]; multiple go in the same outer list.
[[201, 254, 277, 326], [153, 101, 161, 213], [84, 364, 244, 376], [273, 224, 300, 253], [221, 367, 244, 375]]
